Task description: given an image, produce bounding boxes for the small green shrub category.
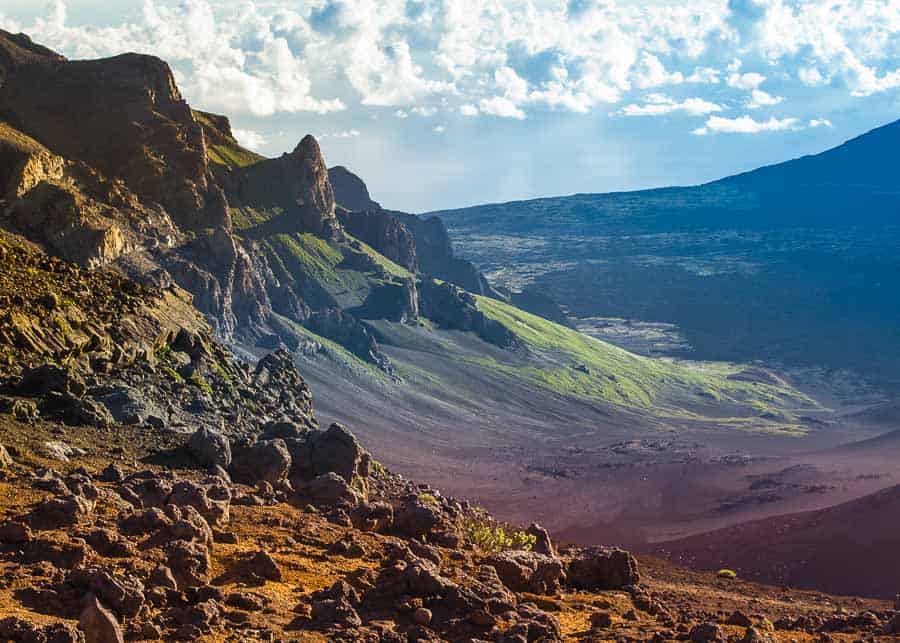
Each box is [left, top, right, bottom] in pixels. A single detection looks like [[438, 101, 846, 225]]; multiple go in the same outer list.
[[162, 366, 183, 382], [717, 568, 737, 579], [188, 374, 213, 394], [464, 519, 537, 554], [155, 344, 172, 362], [418, 493, 439, 506]]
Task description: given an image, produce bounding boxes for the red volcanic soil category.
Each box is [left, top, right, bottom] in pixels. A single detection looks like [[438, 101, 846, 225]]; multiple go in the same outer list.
[[647, 483, 900, 599]]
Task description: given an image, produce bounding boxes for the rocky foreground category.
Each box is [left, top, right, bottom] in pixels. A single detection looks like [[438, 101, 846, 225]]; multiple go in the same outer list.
[[0, 231, 896, 643]]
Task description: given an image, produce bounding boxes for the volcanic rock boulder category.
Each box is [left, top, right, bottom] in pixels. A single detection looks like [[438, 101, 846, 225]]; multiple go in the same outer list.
[[305, 472, 363, 509], [566, 547, 640, 590], [79, 594, 124, 643], [309, 423, 371, 485], [527, 523, 557, 557], [393, 498, 443, 540], [188, 427, 232, 470], [68, 567, 145, 618], [251, 350, 317, 428], [229, 439, 291, 486], [485, 550, 566, 595], [166, 540, 211, 589]]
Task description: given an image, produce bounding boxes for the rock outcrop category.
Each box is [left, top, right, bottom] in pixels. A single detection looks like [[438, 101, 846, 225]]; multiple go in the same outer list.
[[393, 210, 500, 296], [328, 166, 381, 211], [232, 135, 342, 239], [0, 233, 316, 437], [0, 37, 228, 232], [337, 208, 418, 272], [418, 280, 518, 349], [328, 165, 500, 296]]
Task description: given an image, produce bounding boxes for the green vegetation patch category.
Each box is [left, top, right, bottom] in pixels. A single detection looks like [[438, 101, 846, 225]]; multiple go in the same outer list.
[[474, 294, 821, 431], [208, 143, 264, 170], [345, 234, 414, 279], [188, 373, 213, 395], [464, 518, 537, 554]]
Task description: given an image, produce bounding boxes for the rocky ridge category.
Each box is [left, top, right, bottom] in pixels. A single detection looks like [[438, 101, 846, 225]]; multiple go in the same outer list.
[[0, 28, 510, 373], [327, 165, 501, 298]]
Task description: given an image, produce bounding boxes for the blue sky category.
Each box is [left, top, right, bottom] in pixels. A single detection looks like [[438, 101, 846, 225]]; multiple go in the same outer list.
[[4, 0, 900, 212]]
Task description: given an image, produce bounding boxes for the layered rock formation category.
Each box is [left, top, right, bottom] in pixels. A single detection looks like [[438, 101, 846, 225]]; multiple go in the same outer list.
[[336, 208, 418, 272], [0, 33, 227, 232], [328, 164, 500, 296]]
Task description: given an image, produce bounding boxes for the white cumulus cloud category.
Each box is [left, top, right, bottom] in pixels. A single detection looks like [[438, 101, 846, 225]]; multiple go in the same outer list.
[[622, 94, 723, 117], [693, 115, 800, 135], [479, 96, 526, 120], [747, 88, 783, 109], [233, 128, 267, 151]]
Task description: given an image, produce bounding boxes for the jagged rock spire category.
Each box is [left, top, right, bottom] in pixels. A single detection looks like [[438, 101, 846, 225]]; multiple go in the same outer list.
[[286, 134, 341, 238]]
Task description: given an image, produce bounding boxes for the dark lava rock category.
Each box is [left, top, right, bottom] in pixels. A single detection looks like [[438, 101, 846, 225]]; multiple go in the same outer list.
[[526, 523, 556, 557], [485, 550, 566, 595], [79, 594, 124, 643], [565, 547, 640, 590], [188, 426, 232, 470], [690, 622, 725, 642], [229, 439, 291, 485], [166, 540, 211, 589], [67, 567, 145, 618], [306, 472, 362, 508]]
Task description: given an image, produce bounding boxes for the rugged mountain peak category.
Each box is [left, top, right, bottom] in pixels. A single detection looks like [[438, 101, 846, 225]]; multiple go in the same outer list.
[[292, 133, 322, 159], [328, 165, 381, 211], [280, 134, 341, 238]]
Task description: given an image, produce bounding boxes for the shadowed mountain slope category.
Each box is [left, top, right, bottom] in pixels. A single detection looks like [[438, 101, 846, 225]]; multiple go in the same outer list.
[[432, 120, 900, 388], [651, 483, 900, 598]]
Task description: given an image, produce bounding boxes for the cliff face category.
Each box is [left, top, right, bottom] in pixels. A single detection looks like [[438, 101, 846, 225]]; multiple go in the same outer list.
[[337, 208, 418, 272], [230, 135, 342, 239], [391, 210, 499, 296], [0, 39, 227, 232], [0, 122, 180, 269], [328, 165, 500, 297]]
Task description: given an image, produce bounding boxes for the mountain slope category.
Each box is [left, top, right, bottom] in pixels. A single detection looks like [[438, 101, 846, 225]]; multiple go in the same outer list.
[[432, 120, 900, 389], [0, 234, 894, 642], [650, 483, 900, 598]]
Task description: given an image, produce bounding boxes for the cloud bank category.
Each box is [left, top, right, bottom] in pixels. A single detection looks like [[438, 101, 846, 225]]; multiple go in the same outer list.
[[4, 0, 900, 134]]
